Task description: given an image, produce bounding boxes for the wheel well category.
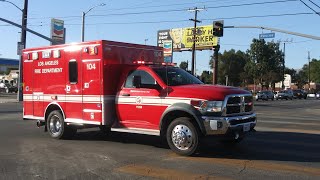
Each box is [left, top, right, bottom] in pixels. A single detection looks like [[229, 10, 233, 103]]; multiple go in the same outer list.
[[160, 110, 202, 138], [45, 104, 63, 123]]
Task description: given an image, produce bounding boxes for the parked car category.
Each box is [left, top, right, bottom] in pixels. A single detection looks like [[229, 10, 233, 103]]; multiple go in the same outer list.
[[316, 91, 320, 99], [276, 90, 293, 100], [292, 89, 307, 99], [0, 83, 18, 93], [255, 90, 274, 101]]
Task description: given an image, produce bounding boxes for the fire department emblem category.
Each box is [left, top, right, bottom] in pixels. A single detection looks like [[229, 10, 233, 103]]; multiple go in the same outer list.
[[136, 96, 142, 104]]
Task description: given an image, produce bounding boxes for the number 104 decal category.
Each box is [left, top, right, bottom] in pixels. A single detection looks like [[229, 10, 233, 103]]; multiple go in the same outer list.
[[86, 63, 96, 70]]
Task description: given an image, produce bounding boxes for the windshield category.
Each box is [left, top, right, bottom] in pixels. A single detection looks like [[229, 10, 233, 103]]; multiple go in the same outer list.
[[152, 67, 203, 86]]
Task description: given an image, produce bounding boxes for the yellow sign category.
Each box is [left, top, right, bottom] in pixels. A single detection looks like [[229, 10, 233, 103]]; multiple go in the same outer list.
[[182, 25, 218, 50], [157, 25, 218, 52]]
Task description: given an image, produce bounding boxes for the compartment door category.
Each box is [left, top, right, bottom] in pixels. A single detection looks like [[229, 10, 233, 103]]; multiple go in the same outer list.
[[82, 59, 102, 124]]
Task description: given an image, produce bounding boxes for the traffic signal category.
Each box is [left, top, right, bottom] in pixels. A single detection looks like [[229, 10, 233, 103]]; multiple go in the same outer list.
[[213, 20, 224, 37]]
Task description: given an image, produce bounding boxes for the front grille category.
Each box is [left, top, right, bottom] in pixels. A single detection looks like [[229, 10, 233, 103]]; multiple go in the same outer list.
[[225, 94, 253, 115]]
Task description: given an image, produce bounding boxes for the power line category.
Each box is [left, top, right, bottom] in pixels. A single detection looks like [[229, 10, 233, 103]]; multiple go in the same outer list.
[[1, 11, 315, 27], [308, 0, 320, 9], [299, 0, 320, 16], [25, 0, 299, 20], [89, 0, 299, 17], [94, 0, 226, 12], [206, 0, 298, 9], [202, 12, 315, 21]]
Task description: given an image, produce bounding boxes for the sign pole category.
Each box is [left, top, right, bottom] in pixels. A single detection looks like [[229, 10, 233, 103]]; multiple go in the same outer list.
[[212, 45, 220, 85], [18, 0, 28, 102]]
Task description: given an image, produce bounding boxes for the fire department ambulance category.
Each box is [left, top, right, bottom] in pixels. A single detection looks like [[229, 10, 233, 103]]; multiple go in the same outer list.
[[23, 40, 256, 156]]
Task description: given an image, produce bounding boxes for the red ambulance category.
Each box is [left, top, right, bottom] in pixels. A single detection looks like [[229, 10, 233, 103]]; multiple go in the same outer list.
[[23, 40, 256, 156]]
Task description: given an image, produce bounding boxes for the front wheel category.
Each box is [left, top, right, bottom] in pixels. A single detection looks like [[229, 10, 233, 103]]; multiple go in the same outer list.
[[47, 110, 76, 139], [166, 117, 199, 156]]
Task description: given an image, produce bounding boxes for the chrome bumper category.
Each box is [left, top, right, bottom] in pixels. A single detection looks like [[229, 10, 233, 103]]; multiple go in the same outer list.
[[202, 113, 257, 135]]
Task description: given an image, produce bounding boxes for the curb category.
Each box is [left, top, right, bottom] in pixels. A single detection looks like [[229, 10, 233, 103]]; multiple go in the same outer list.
[[0, 100, 19, 103]]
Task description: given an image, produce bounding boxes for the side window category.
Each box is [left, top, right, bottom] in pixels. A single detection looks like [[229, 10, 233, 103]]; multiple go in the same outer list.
[[124, 70, 139, 88], [124, 70, 157, 88], [140, 71, 156, 86], [69, 60, 78, 83]]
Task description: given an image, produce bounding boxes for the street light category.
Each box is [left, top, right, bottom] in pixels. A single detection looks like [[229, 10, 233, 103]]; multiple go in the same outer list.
[[81, 3, 106, 42], [0, 0, 28, 101]]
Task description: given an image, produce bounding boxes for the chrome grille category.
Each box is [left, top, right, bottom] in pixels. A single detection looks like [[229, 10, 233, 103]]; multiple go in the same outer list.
[[224, 94, 253, 116]]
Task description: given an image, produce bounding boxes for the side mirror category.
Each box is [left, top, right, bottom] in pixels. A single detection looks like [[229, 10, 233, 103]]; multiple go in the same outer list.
[[132, 75, 141, 88]]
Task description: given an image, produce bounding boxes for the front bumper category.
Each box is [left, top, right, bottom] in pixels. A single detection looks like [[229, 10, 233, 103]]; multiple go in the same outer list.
[[202, 113, 257, 135]]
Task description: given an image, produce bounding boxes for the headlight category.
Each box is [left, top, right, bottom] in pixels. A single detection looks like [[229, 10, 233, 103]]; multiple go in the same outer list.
[[199, 101, 223, 112]]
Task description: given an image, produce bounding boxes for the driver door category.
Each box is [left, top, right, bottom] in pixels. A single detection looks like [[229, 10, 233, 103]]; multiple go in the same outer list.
[[117, 69, 164, 129]]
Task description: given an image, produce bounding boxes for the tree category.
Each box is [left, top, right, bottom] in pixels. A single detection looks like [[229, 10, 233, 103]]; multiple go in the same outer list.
[[299, 58, 320, 84], [310, 59, 320, 83], [209, 49, 248, 86], [200, 71, 212, 84], [179, 61, 188, 71], [245, 39, 283, 90]]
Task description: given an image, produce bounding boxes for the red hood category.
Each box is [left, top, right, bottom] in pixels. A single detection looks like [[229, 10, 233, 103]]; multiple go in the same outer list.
[[167, 84, 251, 100]]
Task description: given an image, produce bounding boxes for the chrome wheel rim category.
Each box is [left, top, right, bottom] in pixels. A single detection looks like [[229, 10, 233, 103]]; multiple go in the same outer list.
[[49, 115, 62, 136], [171, 124, 193, 150]]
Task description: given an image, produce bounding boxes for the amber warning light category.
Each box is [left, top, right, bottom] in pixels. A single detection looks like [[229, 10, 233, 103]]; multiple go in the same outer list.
[[84, 46, 98, 55]]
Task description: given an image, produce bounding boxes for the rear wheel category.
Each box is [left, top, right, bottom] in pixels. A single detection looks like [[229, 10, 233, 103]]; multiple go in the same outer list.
[[166, 117, 199, 156], [47, 110, 77, 139]]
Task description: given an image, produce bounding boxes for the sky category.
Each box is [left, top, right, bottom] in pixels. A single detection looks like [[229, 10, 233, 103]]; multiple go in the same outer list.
[[0, 0, 320, 75]]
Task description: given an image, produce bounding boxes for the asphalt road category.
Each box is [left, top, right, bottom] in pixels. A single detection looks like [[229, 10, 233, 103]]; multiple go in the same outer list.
[[0, 95, 319, 180]]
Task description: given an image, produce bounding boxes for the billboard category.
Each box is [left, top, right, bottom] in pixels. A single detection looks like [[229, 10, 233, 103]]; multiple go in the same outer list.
[[51, 18, 65, 45], [157, 25, 218, 51]]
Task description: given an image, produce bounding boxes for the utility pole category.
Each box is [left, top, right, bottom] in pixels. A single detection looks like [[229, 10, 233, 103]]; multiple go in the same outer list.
[[308, 51, 311, 91], [277, 39, 292, 89], [18, 0, 28, 101], [282, 42, 285, 89], [188, 7, 204, 76]]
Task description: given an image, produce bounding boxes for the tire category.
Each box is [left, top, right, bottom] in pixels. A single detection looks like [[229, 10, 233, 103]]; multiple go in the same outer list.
[[166, 117, 199, 156], [47, 110, 77, 139]]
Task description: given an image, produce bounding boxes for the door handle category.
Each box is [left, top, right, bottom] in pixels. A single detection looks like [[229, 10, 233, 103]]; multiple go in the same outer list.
[[122, 93, 130, 96]]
